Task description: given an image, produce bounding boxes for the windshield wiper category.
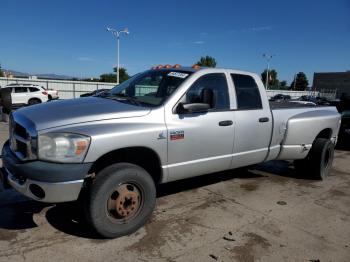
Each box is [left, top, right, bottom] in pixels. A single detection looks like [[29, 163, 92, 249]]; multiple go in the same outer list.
[[106, 93, 143, 106]]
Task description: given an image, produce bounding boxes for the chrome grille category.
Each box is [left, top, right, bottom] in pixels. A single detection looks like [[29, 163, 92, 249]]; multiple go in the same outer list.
[[9, 116, 37, 161]]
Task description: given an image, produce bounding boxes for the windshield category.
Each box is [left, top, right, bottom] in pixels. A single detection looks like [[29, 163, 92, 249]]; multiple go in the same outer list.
[[99, 70, 192, 107]]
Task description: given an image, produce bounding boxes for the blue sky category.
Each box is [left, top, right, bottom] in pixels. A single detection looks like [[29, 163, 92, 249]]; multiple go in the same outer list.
[[1, 0, 349, 84]]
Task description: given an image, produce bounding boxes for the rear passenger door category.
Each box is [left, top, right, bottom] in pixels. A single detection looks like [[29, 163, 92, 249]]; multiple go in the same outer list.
[[12, 87, 28, 104], [230, 73, 272, 168]]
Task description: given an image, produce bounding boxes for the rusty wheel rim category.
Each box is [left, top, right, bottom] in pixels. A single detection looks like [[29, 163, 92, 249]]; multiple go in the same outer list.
[[107, 183, 143, 223]]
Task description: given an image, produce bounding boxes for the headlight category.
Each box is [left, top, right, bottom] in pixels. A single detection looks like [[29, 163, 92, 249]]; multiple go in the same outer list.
[[38, 133, 90, 163]]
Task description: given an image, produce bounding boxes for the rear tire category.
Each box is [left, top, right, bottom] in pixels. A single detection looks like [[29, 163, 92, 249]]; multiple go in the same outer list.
[[85, 163, 156, 238], [294, 138, 334, 180], [28, 98, 41, 105]]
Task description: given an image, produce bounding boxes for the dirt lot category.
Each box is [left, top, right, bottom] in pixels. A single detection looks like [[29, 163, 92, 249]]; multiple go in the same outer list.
[[0, 121, 349, 262]]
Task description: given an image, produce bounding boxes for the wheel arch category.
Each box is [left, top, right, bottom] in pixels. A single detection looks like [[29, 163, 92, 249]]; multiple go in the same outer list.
[[88, 146, 163, 184], [28, 97, 42, 104], [315, 128, 333, 140]]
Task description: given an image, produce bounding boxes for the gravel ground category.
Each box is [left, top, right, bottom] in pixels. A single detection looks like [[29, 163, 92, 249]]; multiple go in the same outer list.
[[0, 120, 349, 262]]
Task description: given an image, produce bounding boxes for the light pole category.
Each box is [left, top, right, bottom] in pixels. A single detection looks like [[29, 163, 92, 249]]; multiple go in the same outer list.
[[262, 54, 274, 90], [293, 73, 297, 90], [106, 27, 129, 85]]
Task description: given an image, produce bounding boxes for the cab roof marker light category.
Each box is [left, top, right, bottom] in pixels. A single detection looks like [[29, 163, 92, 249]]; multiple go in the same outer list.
[[164, 64, 172, 68], [173, 64, 181, 68], [192, 64, 201, 69]]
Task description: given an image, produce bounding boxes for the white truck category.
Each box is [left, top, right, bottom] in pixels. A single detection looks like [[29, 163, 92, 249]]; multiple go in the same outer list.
[[1, 65, 341, 238]]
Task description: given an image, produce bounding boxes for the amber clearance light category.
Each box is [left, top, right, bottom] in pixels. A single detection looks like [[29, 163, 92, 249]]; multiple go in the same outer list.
[[192, 64, 201, 70]]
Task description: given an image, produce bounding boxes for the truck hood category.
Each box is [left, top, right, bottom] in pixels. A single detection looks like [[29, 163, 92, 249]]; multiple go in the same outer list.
[[13, 97, 151, 131]]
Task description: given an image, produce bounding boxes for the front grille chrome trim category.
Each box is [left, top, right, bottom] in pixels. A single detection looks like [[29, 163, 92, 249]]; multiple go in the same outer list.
[[9, 114, 38, 161]]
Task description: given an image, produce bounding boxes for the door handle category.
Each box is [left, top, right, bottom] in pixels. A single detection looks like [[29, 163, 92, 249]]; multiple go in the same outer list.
[[259, 117, 269, 123], [219, 120, 233, 126]]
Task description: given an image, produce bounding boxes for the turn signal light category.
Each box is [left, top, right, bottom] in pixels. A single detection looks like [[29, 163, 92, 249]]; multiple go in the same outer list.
[[75, 140, 88, 155], [42, 91, 48, 95]]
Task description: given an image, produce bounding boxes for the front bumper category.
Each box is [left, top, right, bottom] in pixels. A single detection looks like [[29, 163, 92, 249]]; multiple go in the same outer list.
[[1, 140, 92, 203], [1, 167, 84, 203]]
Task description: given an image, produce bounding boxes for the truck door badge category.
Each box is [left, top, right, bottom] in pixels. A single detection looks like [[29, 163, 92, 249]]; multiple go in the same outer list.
[[170, 130, 184, 140]]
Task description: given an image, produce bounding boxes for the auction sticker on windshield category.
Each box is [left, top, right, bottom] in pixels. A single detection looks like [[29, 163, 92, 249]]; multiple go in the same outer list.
[[167, 72, 189, 78]]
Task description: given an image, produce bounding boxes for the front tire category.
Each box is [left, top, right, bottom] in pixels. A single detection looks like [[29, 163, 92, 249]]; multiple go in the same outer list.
[[294, 138, 334, 180], [85, 163, 156, 238]]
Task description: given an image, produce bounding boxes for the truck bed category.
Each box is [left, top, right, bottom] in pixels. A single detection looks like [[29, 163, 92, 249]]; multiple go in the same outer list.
[[270, 101, 320, 109], [266, 103, 340, 162]]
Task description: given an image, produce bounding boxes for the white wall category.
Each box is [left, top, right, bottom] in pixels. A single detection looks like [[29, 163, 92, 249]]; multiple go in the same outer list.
[[265, 90, 319, 99], [0, 77, 116, 99], [1, 77, 333, 100]]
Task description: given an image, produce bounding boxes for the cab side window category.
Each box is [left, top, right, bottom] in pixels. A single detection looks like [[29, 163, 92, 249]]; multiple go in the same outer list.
[[231, 74, 262, 110], [185, 73, 230, 110], [14, 87, 28, 93]]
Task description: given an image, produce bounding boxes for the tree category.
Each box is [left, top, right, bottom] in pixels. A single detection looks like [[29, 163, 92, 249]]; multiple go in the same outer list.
[[99, 73, 117, 83], [261, 69, 279, 88], [196, 56, 217, 68], [0, 64, 4, 77], [99, 67, 130, 83], [280, 80, 287, 88], [290, 72, 309, 91], [113, 67, 130, 83]]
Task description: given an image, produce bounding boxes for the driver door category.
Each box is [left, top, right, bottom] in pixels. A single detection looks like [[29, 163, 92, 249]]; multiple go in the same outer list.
[[165, 73, 235, 182]]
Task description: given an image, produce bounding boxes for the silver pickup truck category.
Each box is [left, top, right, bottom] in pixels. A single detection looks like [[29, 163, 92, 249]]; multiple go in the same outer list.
[[0, 66, 341, 238]]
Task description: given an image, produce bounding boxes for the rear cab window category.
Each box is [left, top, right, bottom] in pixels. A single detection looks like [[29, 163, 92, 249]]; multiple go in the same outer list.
[[231, 74, 262, 110]]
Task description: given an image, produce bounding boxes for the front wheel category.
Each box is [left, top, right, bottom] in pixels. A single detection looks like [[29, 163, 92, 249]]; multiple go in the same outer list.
[[294, 138, 335, 180], [85, 163, 156, 238]]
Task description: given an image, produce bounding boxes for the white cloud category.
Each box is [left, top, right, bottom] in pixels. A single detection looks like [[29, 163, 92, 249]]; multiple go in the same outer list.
[[250, 26, 272, 32], [194, 41, 205, 44], [231, 26, 272, 33]]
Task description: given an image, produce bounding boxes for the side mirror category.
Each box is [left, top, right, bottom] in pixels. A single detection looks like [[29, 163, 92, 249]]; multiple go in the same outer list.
[[177, 102, 210, 114]]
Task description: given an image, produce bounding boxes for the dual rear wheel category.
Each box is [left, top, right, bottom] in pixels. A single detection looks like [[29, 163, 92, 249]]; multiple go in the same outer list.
[[294, 138, 335, 180]]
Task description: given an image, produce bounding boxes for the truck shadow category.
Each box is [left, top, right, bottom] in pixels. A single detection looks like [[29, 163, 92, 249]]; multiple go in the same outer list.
[[0, 163, 310, 240], [0, 200, 50, 230], [45, 168, 265, 239], [156, 168, 265, 197]]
